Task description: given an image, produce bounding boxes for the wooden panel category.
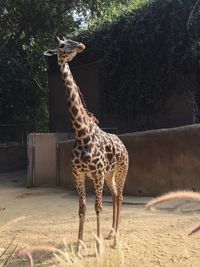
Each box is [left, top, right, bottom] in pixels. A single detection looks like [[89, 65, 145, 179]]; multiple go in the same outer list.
[[33, 134, 57, 186], [27, 134, 34, 187]]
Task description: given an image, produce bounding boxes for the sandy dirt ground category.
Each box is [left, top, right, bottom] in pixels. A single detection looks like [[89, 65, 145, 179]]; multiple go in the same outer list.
[[0, 171, 200, 267]]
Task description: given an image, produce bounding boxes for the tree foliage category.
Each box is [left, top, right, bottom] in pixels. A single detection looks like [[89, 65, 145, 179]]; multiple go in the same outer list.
[[1, 0, 199, 140], [0, 0, 80, 134], [0, 0, 132, 141], [75, 0, 200, 125]]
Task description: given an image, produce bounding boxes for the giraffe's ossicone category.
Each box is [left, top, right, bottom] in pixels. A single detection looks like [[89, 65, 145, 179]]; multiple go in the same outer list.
[[44, 37, 129, 251]]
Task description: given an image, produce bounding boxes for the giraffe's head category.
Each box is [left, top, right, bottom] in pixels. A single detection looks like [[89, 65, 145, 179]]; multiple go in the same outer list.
[[44, 37, 85, 63]]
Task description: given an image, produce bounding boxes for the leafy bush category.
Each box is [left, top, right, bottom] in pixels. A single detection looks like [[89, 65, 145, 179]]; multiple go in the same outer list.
[[0, 0, 84, 140], [76, 0, 200, 121], [0, 0, 134, 141]]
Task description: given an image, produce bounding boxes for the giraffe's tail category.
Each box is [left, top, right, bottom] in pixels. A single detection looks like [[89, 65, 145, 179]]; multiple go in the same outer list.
[[146, 190, 200, 208]]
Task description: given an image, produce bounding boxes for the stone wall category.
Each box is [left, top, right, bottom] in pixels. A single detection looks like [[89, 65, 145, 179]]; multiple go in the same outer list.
[[59, 124, 200, 196]]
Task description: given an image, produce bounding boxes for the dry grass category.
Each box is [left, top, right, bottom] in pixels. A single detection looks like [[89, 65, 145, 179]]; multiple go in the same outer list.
[[0, 234, 128, 267], [0, 238, 19, 267], [54, 234, 126, 267]]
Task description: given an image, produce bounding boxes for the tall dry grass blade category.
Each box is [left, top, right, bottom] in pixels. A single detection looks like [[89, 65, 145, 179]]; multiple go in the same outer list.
[[78, 240, 87, 253], [3, 243, 18, 267], [93, 233, 104, 263], [55, 248, 72, 263], [53, 234, 126, 267], [6, 216, 26, 226], [54, 240, 87, 266], [0, 237, 15, 259], [188, 223, 200, 236], [54, 252, 69, 266], [146, 191, 200, 208]]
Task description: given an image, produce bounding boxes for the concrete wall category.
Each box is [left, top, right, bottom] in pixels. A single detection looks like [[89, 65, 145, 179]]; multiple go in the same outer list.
[[0, 143, 27, 173], [59, 124, 200, 196]]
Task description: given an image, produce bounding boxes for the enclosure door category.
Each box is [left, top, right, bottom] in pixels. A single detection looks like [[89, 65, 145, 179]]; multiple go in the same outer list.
[[27, 133, 58, 187]]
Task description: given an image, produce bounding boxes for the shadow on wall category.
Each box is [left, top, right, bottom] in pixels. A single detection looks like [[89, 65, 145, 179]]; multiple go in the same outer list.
[[0, 143, 26, 173], [59, 124, 200, 196]]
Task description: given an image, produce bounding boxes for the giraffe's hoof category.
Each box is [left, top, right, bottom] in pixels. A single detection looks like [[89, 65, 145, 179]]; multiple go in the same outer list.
[[106, 230, 115, 240], [106, 235, 113, 240], [76, 240, 84, 256]]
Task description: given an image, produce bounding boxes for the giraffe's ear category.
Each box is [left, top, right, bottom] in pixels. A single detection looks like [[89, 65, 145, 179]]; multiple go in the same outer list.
[[56, 36, 61, 42], [43, 49, 58, 57]]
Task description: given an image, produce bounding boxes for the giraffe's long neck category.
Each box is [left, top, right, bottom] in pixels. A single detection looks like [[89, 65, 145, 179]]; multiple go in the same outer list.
[[59, 62, 92, 140]]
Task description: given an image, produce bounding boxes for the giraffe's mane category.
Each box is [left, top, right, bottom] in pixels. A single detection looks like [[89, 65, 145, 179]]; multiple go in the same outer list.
[[76, 86, 99, 124]]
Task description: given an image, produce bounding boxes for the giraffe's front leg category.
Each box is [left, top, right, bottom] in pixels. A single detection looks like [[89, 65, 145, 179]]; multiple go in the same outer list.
[[73, 170, 86, 253], [93, 176, 104, 252]]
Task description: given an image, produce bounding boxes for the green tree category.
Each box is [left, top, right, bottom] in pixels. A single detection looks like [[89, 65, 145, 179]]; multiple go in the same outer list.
[[0, 0, 81, 134], [0, 0, 142, 141]]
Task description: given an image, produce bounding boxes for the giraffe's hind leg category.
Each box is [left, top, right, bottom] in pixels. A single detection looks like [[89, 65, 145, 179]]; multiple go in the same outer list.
[[105, 171, 118, 239], [93, 176, 105, 253], [115, 159, 128, 234]]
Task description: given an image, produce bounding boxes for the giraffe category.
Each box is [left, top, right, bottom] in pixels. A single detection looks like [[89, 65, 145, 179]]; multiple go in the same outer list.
[[146, 190, 200, 235], [44, 37, 129, 250]]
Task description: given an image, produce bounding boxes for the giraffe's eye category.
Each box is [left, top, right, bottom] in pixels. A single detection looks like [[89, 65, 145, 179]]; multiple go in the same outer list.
[[69, 42, 75, 48], [59, 44, 65, 49]]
